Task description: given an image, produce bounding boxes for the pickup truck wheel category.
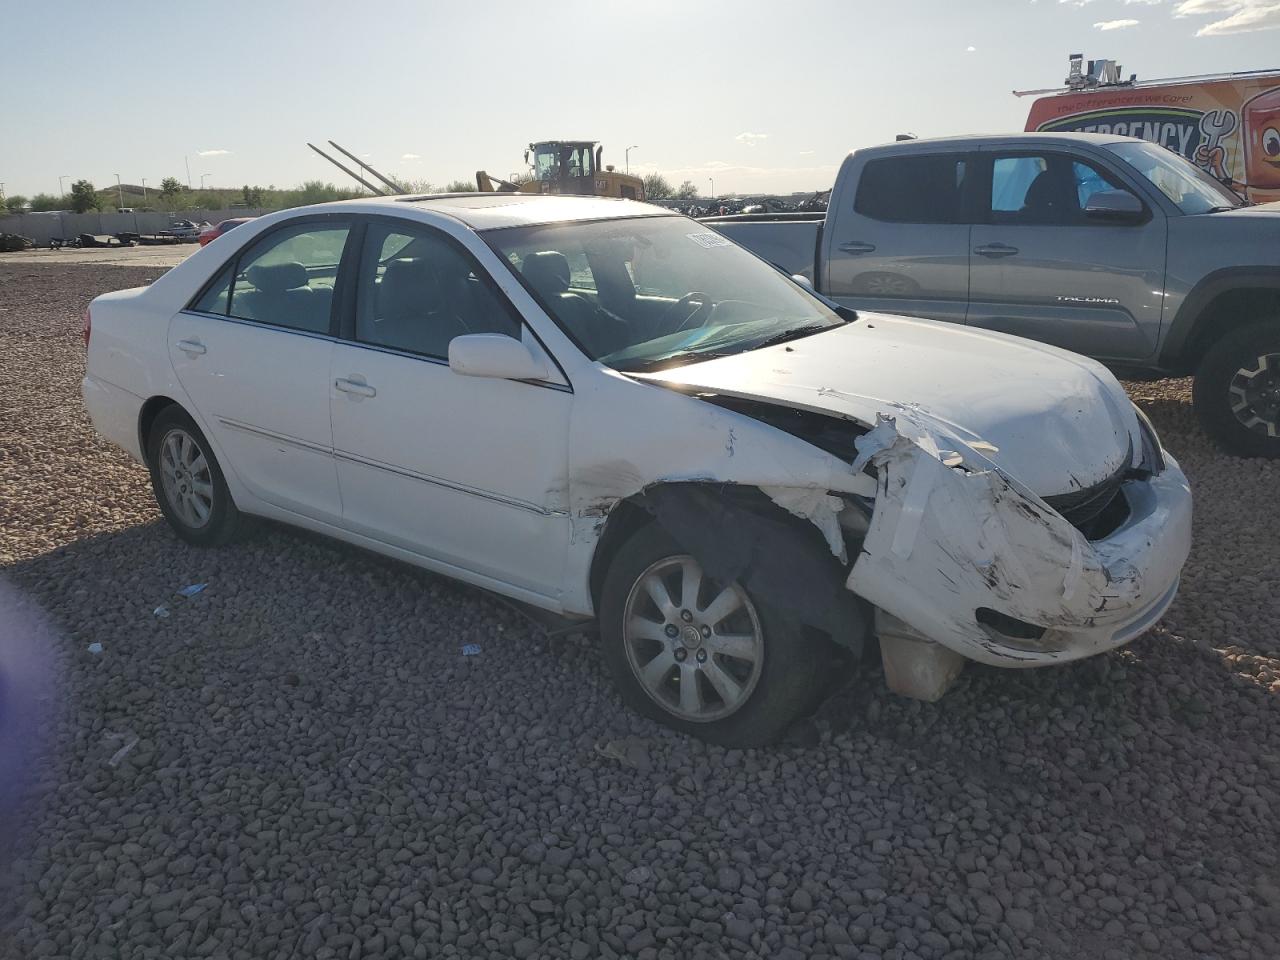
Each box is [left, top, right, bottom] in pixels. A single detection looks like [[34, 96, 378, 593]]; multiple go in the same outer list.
[[599, 524, 829, 747], [1194, 321, 1280, 458], [146, 406, 242, 546]]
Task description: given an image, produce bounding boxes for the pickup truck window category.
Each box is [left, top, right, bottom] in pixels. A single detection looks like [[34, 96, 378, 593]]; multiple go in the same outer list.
[[486, 216, 845, 371], [987, 154, 1127, 225], [854, 155, 967, 224], [1104, 140, 1243, 214]]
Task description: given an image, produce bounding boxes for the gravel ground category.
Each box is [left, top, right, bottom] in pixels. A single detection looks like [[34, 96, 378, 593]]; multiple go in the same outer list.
[[1, 263, 1277, 960]]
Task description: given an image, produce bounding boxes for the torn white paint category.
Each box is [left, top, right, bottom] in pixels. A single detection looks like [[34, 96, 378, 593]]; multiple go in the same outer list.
[[847, 418, 1193, 668], [761, 485, 848, 562]]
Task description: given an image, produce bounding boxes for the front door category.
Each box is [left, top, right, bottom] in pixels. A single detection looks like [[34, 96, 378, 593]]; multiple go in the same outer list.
[[823, 151, 973, 325], [966, 150, 1167, 362], [169, 218, 352, 521], [329, 218, 572, 599]]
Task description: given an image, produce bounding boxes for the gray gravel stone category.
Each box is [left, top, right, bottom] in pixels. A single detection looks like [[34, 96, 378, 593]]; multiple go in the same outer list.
[[1, 265, 1278, 960]]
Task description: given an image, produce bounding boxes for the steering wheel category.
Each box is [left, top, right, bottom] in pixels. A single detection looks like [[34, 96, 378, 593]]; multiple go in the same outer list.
[[659, 291, 714, 335]]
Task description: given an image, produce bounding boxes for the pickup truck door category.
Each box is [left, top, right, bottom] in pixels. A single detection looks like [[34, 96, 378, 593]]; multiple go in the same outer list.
[[966, 149, 1167, 362], [823, 151, 972, 325]]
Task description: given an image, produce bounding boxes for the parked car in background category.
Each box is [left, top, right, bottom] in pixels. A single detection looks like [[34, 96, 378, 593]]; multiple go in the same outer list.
[[198, 217, 256, 247], [81, 194, 1190, 745], [161, 220, 209, 242], [711, 132, 1280, 458]]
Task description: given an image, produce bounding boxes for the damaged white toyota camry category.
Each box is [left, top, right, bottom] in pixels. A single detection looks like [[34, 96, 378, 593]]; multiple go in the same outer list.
[[83, 194, 1192, 746]]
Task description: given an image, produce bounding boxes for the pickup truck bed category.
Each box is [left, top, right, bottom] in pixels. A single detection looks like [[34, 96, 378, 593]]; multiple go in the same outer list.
[[702, 213, 822, 282]]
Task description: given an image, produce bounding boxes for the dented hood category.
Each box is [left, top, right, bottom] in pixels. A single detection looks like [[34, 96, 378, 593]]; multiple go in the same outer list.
[[637, 312, 1139, 496]]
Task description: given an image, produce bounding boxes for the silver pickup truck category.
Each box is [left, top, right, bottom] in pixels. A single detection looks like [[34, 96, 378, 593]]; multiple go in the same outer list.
[[709, 132, 1280, 457]]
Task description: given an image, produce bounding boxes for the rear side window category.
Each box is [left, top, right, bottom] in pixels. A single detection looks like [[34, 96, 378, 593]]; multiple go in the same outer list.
[[226, 223, 351, 334], [854, 155, 968, 223]]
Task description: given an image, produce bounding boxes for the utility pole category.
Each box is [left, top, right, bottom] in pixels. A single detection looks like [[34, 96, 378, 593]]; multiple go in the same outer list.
[[708, 177, 715, 199], [200, 173, 211, 190], [625, 145, 639, 174], [59, 175, 70, 197], [114, 173, 124, 210], [185, 155, 192, 188]]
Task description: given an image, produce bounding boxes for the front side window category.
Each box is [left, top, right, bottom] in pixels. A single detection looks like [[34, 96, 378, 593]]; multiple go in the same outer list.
[[987, 154, 1130, 225], [854, 155, 968, 223], [226, 222, 350, 333], [1104, 140, 1243, 214], [486, 216, 846, 371], [355, 221, 520, 359]]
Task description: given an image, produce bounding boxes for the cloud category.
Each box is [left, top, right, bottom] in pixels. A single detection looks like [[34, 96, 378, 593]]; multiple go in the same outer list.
[[966, 45, 976, 51], [401, 153, 422, 161], [1095, 17, 1141, 27], [734, 132, 768, 146], [196, 149, 231, 157], [798, 150, 816, 156], [1176, 0, 1280, 34]]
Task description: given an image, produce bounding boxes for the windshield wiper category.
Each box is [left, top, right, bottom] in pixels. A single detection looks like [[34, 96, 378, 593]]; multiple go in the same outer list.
[[612, 350, 735, 373], [1206, 204, 1243, 213], [751, 323, 832, 349]]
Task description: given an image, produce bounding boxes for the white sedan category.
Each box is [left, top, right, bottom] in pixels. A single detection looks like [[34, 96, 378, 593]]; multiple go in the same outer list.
[[83, 194, 1192, 746]]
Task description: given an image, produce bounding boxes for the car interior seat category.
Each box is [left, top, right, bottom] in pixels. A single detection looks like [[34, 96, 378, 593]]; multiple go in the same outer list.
[[521, 251, 610, 355], [240, 262, 331, 332], [373, 257, 471, 357]]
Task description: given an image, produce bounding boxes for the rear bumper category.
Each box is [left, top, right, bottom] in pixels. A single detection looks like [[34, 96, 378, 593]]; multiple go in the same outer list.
[[82, 374, 145, 463]]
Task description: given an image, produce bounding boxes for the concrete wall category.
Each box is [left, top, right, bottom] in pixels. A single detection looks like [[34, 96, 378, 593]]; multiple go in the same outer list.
[[0, 209, 270, 247]]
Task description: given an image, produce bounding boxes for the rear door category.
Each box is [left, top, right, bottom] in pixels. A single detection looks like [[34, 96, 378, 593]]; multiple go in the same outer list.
[[966, 148, 1167, 362], [823, 151, 973, 324], [169, 217, 352, 522]]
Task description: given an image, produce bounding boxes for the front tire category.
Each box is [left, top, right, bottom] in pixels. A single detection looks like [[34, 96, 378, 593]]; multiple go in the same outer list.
[[146, 406, 242, 546], [599, 525, 828, 747], [1193, 321, 1280, 458]]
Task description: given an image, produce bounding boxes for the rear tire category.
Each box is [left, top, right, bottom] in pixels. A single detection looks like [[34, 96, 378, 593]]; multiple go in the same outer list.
[[599, 524, 830, 747], [1193, 321, 1280, 458], [146, 406, 242, 546]]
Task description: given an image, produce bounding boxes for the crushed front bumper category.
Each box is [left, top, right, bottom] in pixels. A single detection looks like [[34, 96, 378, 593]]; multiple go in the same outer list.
[[847, 426, 1192, 668]]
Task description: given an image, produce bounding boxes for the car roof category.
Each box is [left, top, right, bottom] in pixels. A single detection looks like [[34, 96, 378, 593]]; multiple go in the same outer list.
[[857, 131, 1140, 155], [321, 193, 673, 231]]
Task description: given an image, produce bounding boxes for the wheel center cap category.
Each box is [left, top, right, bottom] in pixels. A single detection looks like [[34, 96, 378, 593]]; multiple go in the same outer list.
[[680, 625, 703, 649]]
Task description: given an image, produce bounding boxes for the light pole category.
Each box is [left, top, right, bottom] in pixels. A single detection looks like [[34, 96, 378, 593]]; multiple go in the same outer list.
[[185, 156, 193, 189], [141, 178, 148, 203], [114, 173, 124, 210], [59, 175, 70, 197], [200, 173, 211, 190], [708, 177, 715, 199], [625, 145, 639, 175]]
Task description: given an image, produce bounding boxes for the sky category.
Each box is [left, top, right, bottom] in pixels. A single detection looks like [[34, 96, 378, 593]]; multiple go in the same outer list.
[[3, 0, 1280, 199]]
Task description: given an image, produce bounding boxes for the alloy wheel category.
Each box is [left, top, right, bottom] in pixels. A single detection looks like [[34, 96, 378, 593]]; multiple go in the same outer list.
[[1229, 353, 1280, 438], [621, 555, 764, 722], [158, 428, 214, 528]]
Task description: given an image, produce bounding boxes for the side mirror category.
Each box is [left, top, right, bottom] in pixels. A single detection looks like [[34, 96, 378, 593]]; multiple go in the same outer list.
[[791, 273, 814, 290], [1084, 189, 1145, 223], [448, 333, 549, 381]]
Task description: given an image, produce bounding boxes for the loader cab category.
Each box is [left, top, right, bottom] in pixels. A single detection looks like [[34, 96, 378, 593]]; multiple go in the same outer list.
[[526, 141, 602, 196]]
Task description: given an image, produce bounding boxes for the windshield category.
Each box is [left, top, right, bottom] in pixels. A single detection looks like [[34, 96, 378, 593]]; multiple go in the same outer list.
[[1104, 140, 1244, 214], [485, 216, 846, 371]]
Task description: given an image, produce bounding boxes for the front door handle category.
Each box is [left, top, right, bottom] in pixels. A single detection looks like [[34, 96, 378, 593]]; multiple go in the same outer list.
[[176, 339, 206, 356], [974, 243, 1019, 258], [838, 241, 877, 254], [335, 377, 376, 399]]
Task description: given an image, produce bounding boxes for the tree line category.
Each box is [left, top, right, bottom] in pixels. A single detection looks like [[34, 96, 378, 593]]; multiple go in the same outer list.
[[3, 171, 703, 216]]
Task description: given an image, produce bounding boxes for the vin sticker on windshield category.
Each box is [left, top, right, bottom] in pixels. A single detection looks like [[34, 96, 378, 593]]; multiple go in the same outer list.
[[687, 232, 732, 249]]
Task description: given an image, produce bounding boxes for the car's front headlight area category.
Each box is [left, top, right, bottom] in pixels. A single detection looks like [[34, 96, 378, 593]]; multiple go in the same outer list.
[[1132, 403, 1166, 476]]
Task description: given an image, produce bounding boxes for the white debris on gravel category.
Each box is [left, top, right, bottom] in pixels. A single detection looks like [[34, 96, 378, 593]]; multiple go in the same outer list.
[[1, 265, 1277, 959]]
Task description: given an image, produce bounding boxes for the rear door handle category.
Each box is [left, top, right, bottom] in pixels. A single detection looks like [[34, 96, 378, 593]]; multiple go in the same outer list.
[[335, 378, 376, 398], [974, 243, 1019, 258], [176, 339, 206, 356], [838, 241, 877, 254]]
